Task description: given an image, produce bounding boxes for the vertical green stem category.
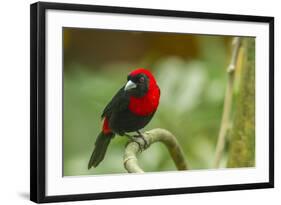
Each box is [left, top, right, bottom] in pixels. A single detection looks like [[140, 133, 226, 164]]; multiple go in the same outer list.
[[227, 38, 255, 167]]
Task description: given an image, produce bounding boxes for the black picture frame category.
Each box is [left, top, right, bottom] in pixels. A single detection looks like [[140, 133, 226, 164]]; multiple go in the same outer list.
[[30, 1, 274, 203]]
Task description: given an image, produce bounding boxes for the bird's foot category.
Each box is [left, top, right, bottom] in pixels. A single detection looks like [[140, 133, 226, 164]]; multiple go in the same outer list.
[[132, 131, 149, 151], [123, 132, 149, 151]]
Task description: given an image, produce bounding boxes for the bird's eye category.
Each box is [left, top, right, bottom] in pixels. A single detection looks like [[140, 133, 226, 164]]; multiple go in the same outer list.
[[139, 77, 145, 83]]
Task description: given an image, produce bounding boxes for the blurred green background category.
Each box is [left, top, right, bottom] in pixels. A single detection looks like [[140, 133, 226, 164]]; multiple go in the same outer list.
[[63, 28, 235, 176]]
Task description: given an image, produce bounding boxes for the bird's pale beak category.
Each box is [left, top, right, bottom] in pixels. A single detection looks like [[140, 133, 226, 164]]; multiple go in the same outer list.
[[124, 80, 137, 91]]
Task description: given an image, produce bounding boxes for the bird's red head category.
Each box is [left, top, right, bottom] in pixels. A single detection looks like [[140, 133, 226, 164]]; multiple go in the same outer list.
[[129, 68, 157, 86], [125, 68, 158, 98], [125, 68, 160, 116]]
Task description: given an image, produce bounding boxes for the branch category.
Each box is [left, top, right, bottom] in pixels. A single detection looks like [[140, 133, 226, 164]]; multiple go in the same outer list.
[[123, 128, 189, 173], [213, 37, 242, 168]]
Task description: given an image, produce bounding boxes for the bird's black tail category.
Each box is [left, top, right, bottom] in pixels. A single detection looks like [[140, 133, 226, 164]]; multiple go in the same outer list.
[[88, 132, 115, 169]]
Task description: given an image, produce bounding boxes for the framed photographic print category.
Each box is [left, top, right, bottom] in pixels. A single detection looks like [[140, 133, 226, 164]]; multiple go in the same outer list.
[[30, 1, 274, 203]]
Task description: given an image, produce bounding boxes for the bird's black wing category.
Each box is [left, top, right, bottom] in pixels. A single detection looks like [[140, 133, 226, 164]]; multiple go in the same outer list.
[[101, 86, 130, 118]]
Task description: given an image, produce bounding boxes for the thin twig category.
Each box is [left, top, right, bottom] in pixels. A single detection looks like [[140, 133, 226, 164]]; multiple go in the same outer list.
[[123, 128, 188, 173], [213, 37, 242, 168]]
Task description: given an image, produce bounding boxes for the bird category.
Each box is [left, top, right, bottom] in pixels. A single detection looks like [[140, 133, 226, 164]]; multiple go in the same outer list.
[[88, 68, 160, 169]]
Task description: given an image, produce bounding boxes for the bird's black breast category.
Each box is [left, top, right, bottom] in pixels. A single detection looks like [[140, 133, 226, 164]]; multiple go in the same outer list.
[[109, 109, 155, 135], [101, 86, 155, 135]]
